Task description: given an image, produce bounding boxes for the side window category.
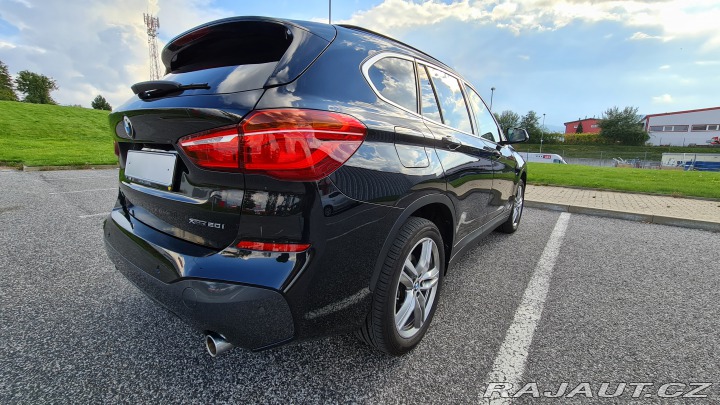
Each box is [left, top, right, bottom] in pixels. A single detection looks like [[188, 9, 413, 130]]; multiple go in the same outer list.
[[465, 86, 501, 143], [367, 57, 417, 112], [418, 65, 442, 123], [426, 66, 473, 133]]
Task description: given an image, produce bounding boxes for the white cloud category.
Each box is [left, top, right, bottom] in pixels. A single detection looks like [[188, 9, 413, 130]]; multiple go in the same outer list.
[[0, 0, 151, 107], [629, 32, 667, 41], [340, 0, 488, 32], [517, 55, 530, 60], [343, 0, 720, 50], [659, 65, 671, 69], [0, 0, 230, 108], [1, 0, 718, 117], [652, 94, 673, 104], [491, 2, 518, 20]]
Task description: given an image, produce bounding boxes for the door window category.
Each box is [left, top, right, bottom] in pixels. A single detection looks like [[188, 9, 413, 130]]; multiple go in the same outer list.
[[425, 66, 473, 134], [418, 65, 442, 123], [465, 86, 501, 143]]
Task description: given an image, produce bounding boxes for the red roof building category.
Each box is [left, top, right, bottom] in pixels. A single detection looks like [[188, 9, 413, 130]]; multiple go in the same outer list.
[[564, 118, 600, 134]]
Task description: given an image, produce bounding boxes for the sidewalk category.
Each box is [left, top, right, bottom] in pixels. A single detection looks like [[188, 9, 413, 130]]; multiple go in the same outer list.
[[525, 185, 720, 232]]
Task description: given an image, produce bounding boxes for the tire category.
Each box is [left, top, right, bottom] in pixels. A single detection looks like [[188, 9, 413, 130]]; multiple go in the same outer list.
[[358, 217, 445, 355], [498, 179, 525, 234]]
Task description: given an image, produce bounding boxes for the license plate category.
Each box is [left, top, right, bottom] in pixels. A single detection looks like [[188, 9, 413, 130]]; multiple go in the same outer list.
[[125, 150, 177, 188]]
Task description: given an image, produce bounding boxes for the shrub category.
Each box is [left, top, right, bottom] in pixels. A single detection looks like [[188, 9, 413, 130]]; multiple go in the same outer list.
[[541, 132, 564, 144]]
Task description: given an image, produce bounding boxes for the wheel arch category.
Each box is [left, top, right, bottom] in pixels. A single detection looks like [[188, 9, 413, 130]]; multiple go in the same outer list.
[[369, 194, 456, 292], [518, 169, 527, 197]]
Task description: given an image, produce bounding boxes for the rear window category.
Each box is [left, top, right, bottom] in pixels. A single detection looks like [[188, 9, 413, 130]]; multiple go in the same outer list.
[[163, 63, 277, 95], [163, 22, 293, 95], [367, 57, 417, 112]]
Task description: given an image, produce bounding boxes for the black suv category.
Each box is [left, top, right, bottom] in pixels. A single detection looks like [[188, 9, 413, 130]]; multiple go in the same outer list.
[[104, 17, 528, 357]]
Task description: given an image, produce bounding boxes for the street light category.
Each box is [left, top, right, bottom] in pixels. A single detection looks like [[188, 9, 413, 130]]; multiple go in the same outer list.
[[540, 113, 546, 153], [490, 87, 496, 111]]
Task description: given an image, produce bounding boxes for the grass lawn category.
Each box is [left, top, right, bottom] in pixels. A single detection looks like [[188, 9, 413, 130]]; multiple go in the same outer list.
[[2, 100, 719, 199], [527, 162, 720, 199], [0, 100, 116, 166], [516, 144, 718, 160]]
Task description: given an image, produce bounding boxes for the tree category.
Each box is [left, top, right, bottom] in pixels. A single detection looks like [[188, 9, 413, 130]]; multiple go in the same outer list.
[[520, 110, 542, 143], [576, 120, 584, 134], [91, 94, 112, 111], [598, 106, 649, 145], [493, 110, 520, 134], [14, 70, 58, 104], [0, 60, 17, 101]]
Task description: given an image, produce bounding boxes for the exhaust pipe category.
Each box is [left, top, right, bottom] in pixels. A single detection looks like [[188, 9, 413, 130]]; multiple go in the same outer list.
[[205, 332, 233, 357]]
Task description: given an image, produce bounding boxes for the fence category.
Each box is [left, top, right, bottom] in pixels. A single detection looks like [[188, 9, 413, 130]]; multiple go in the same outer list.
[[521, 149, 664, 169]]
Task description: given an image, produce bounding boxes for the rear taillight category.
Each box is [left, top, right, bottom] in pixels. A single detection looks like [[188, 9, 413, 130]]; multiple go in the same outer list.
[[236, 241, 310, 252], [178, 109, 366, 181], [178, 128, 239, 170]]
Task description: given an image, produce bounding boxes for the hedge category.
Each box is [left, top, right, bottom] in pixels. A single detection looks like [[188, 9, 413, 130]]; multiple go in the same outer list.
[[562, 133, 611, 145]]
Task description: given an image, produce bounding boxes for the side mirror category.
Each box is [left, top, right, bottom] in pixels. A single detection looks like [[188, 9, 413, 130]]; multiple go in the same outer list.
[[504, 128, 529, 144]]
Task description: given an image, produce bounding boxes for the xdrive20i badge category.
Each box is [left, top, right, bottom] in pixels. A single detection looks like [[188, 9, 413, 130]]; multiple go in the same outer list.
[[189, 218, 226, 230], [123, 116, 134, 138]]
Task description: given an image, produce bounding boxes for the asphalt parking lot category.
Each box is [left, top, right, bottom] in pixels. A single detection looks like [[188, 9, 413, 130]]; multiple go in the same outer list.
[[1, 169, 719, 404]]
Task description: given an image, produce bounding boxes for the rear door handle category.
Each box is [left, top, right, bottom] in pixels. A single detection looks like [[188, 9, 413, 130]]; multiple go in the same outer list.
[[442, 136, 462, 150]]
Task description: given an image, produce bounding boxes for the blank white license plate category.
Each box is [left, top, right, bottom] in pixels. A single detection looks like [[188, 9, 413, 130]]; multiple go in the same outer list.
[[125, 150, 177, 187]]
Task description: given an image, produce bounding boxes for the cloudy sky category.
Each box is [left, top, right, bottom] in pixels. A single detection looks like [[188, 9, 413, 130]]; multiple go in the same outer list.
[[1, 0, 717, 129]]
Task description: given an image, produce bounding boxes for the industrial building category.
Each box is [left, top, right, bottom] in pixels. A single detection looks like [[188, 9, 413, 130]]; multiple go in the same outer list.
[[641, 107, 720, 146]]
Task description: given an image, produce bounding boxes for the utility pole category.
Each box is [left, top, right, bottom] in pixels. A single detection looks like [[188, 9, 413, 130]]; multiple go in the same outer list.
[[144, 14, 161, 80], [490, 87, 495, 111], [540, 113, 546, 152]]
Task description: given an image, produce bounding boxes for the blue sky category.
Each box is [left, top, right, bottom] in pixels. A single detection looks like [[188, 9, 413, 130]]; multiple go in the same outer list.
[[1, 0, 718, 130]]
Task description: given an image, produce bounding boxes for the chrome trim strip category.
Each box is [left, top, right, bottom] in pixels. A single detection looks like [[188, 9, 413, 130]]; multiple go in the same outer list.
[[122, 181, 207, 204], [361, 51, 484, 139]]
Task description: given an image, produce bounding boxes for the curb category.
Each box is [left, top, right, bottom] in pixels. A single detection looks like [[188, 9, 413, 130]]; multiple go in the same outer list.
[[22, 164, 118, 172], [527, 184, 720, 203], [526, 200, 720, 233]]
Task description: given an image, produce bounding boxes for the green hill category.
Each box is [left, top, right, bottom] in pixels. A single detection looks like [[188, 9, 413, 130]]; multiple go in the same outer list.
[[0, 100, 116, 167]]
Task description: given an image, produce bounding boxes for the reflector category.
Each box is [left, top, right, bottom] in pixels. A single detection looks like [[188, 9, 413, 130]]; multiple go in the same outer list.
[[236, 241, 310, 252]]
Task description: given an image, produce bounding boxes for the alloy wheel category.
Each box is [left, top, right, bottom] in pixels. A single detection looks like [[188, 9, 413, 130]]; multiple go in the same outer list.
[[394, 237, 440, 339], [512, 184, 524, 226]]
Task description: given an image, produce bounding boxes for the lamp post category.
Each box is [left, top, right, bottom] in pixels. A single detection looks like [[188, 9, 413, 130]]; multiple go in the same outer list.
[[329, 0, 332, 24], [490, 87, 495, 111], [540, 113, 546, 153]]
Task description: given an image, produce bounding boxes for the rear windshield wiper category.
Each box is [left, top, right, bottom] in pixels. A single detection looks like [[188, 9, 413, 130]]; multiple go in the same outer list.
[[131, 80, 210, 100]]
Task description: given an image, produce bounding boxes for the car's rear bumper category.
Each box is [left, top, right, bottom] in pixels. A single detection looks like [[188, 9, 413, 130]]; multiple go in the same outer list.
[[103, 210, 295, 350]]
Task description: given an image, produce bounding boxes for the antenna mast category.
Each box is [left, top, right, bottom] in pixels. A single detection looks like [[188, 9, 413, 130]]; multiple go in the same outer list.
[[143, 13, 161, 80]]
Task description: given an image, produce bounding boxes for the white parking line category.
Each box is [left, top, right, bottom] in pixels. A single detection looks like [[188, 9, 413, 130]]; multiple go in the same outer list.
[[49, 188, 116, 195], [43, 175, 116, 181], [78, 212, 110, 218], [483, 212, 571, 404]]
